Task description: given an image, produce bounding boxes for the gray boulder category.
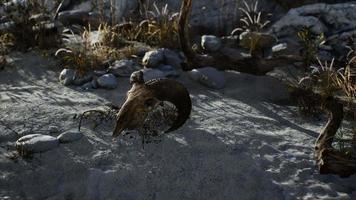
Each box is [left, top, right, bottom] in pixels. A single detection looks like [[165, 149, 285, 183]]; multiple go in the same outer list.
[[201, 35, 222, 52], [91, 78, 99, 89], [108, 59, 140, 77], [81, 82, 94, 91], [73, 72, 93, 86], [97, 74, 118, 89], [16, 134, 59, 155], [158, 65, 180, 77], [57, 130, 83, 143], [141, 68, 165, 82], [188, 67, 226, 89], [57, 10, 101, 27], [151, 0, 285, 35], [162, 49, 184, 69], [270, 3, 356, 37], [142, 49, 165, 68], [59, 68, 76, 86], [142, 48, 184, 69]]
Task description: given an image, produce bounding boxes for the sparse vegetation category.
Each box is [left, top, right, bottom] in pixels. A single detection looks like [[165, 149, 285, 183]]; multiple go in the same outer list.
[[116, 2, 180, 49], [335, 56, 356, 99], [55, 25, 145, 74], [297, 27, 326, 69], [1, 0, 61, 50], [232, 0, 270, 34], [299, 58, 339, 98], [231, 0, 272, 56]]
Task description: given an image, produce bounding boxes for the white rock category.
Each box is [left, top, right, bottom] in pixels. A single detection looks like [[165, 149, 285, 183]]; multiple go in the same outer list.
[[57, 130, 83, 143], [59, 69, 76, 86], [16, 134, 59, 154], [201, 35, 222, 52], [97, 74, 118, 89]]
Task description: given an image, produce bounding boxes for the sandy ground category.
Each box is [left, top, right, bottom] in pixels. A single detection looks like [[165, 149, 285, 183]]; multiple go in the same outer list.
[[0, 52, 356, 200]]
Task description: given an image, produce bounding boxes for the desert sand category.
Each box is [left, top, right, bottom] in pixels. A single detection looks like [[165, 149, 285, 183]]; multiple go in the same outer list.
[[1, 52, 356, 200]]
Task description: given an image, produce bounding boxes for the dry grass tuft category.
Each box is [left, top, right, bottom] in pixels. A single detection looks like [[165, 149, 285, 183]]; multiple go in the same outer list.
[[335, 56, 356, 99], [231, 0, 270, 34]]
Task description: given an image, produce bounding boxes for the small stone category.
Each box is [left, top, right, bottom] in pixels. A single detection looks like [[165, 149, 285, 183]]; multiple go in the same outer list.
[[57, 130, 83, 143], [201, 35, 222, 52], [272, 43, 288, 53], [142, 49, 165, 68], [97, 74, 118, 89], [16, 134, 59, 155], [59, 69, 76, 86], [141, 68, 165, 82], [108, 59, 140, 77], [188, 67, 226, 89]]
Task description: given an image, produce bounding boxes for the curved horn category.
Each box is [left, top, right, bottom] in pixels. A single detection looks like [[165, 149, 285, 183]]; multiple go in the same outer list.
[[146, 79, 192, 133]]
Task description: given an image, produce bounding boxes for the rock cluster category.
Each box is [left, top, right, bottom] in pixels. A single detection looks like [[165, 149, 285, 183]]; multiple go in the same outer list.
[[58, 48, 185, 89], [15, 129, 84, 156]]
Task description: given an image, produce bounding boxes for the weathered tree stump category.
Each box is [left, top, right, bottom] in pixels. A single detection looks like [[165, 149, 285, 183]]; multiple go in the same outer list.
[[315, 97, 356, 177]]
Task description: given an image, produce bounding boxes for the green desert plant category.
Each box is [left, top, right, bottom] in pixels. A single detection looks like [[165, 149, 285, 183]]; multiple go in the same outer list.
[[297, 27, 326, 69]]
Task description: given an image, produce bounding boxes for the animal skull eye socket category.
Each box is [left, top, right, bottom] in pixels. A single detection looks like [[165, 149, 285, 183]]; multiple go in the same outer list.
[[144, 98, 156, 108]]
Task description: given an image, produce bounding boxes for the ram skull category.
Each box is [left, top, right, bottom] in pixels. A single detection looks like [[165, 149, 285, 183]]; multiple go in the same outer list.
[[113, 71, 192, 137]]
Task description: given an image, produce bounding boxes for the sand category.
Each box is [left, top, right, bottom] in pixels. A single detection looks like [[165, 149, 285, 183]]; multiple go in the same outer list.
[[0, 51, 355, 200]]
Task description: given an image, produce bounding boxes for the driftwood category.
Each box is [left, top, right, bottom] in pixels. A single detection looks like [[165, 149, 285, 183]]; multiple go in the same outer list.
[[177, 0, 301, 74], [315, 97, 356, 177], [291, 88, 356, 177]]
